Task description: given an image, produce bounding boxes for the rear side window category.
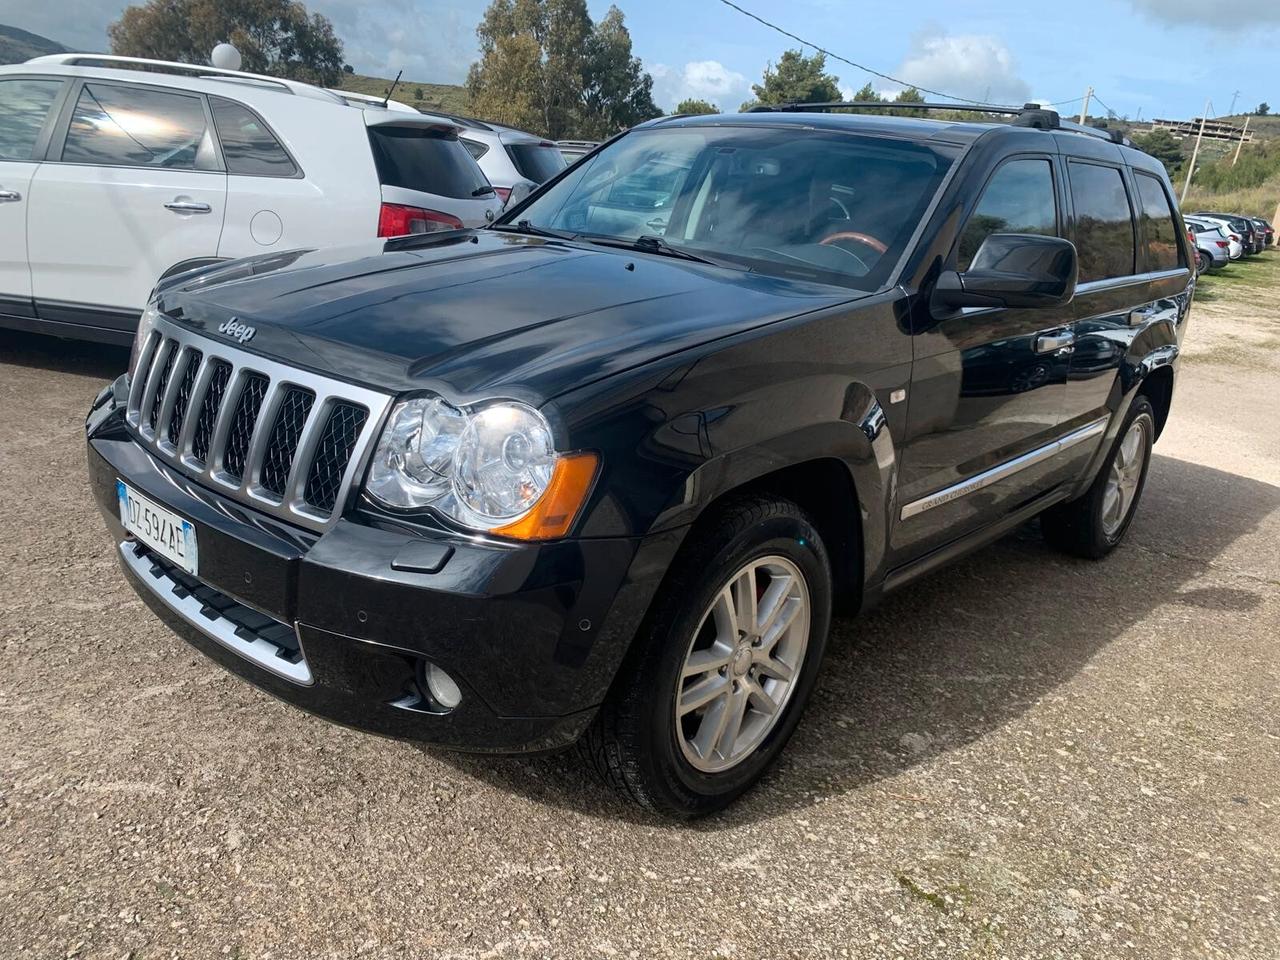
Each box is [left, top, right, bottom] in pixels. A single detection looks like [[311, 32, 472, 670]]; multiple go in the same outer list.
[[63, 83, 213, 170], [1067, 162, 1135, 283], [0, 78, 63, 160], [368, 126, 491, 200], [210, 97, 297, 177], [1133, 173, 1183, 271], [957, 158, 1058, 270], [461, 137, 489, 161], [505, 142, 566, 183]]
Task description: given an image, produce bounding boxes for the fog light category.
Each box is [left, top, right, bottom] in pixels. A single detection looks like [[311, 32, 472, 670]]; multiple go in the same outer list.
[[423, 662, 462, 709]]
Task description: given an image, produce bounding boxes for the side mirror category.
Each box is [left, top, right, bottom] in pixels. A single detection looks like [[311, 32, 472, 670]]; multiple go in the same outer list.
[[931, 234, 1078, 313], [504, 179, 536, 210]]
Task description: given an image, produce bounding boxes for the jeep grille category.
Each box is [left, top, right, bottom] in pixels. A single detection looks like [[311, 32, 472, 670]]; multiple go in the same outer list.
[[125, 315, 392, 531]]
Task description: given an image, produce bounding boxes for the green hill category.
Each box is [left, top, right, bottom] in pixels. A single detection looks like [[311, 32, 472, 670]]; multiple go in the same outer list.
[[0, 23, 71, 63], [334, 72, 470, 115]]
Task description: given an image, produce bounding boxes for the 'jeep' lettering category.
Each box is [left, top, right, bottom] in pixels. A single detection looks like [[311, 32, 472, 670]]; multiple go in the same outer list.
[[217, 318, 256, 344]]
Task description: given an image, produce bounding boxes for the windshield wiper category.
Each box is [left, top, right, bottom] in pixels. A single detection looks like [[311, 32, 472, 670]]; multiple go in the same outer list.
[[583, 234, 719, 265], [472, 185, 495, 197], [488, 220, 577, 240]]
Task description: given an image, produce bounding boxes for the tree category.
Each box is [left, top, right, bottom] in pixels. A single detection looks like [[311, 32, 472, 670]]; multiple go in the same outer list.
[[674, 98, 719, 115], [893, 85, 926, 117], [741, 49, 840, 110], [847, 82, 885, 114], [414, 87, 423, 101], [1131, 128, 1183, 176], [468, 0, 658, 139], [109, 0, 344, 86], [1258, 103, 1271, 116], [342, 63, 354, 75]]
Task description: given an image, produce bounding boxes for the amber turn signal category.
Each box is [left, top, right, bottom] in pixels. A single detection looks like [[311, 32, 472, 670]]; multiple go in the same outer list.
[[490, 452, 599, 541]]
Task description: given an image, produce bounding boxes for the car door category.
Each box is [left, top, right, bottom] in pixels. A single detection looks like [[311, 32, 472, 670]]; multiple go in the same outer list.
[[26, 79, 227, 336], [1059, 162, 1188, 476], [0, 75, 69, 322], [894, 153, 1075, 560]]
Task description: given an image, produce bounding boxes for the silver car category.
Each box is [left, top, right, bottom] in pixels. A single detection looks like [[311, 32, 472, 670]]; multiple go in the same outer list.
[[421, 113, 567, 203]]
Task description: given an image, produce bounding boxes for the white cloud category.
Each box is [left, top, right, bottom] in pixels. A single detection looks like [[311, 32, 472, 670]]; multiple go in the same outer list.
[[1130, 0, 1280, 29], [885, 28, 1030, 105], [651, 59, 751, 112]]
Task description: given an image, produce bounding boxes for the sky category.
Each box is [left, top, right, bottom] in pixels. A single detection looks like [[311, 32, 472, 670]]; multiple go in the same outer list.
[[3, 0, 1279, 120]]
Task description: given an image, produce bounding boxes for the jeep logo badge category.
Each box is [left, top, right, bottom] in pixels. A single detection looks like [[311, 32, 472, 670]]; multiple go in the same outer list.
[[218, 318, 256, 344], [485, 208, 495, 223]]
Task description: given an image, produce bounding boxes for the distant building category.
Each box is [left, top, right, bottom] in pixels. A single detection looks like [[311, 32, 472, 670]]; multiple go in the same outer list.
[[1150, 118, 1253, 143]]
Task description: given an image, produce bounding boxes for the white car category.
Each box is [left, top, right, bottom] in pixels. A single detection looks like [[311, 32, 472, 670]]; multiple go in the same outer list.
[[429, 114, 567, 203], [0, 55, 503, 344], [1185, 215, 1243, 260]]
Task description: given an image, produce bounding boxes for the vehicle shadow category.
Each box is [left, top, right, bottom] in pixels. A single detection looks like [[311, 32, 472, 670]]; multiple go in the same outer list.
[[437, 454, 1280, 826], [0, 329, 130, 381]]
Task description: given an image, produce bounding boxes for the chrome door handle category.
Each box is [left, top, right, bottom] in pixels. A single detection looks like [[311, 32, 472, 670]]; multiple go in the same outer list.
[[0, 189, 21, 202], [1034, 329, 1075, 353], [164, 199, 212, 214]]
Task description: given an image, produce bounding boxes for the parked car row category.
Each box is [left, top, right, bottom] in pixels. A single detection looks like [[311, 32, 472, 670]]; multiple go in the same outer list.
[[0, 55, 564, 344], [1182, 211, 1274, 275]]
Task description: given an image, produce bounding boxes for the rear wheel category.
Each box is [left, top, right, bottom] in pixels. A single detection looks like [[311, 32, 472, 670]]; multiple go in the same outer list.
[[1041, 396, 1155, 559], [579, 496, 832, 817], [1195, 249, 1211, 275]]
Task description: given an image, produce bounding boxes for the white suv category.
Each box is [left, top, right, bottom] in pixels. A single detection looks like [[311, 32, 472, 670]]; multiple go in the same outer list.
[[0, 55, 503, 345]]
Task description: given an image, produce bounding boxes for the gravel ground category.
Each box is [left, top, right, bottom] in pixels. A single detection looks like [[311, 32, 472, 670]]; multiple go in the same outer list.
[[2, 258, 1279, 960]]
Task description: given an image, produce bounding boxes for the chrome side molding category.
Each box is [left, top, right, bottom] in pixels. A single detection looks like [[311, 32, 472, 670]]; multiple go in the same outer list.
[[900, 418, 1109, 521]]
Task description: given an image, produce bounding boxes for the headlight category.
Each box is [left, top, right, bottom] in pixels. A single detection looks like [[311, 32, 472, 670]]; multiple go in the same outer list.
[[365, 397, 597, 540], [129, 299, 162, 380]]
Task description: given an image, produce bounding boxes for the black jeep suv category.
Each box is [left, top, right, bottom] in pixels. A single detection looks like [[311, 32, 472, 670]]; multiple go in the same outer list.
[[87, 105, 1192, 816]]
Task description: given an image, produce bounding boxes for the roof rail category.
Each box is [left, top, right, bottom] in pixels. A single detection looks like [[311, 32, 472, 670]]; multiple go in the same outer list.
[[415, 110, 495, 131], [747, 100, 1063, 129], [23, 54, 344, 104]]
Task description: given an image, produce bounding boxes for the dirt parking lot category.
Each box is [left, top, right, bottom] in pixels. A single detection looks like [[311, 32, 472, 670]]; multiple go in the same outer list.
[[2, 257, 1279, 960]]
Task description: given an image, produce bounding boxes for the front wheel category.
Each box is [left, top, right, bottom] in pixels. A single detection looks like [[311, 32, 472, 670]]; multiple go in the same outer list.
[[579, 496, 832, 817], [1041, 396, 1155, 559]]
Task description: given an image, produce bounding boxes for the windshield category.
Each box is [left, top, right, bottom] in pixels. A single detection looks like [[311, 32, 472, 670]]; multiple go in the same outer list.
[[514, 124, 953, 290]]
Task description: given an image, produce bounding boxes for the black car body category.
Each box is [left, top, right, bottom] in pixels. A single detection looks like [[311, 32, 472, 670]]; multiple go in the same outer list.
[[88, 107, 1193, 814]]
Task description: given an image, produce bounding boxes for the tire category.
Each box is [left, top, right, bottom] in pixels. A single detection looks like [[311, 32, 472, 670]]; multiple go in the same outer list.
[[1041, 396, 1155, 559], [1196, 250, 1211, 275], [579, 495, 833, 817]]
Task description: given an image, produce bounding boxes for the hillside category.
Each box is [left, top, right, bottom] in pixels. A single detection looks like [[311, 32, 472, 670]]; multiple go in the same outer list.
[[334, 72, 470, 115], [0, 23, 70, 62]]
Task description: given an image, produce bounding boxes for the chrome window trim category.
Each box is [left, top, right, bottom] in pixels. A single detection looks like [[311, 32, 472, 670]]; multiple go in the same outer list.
[[119, 542, 313, 685], [900, 418, 1109, 521], [125, 314, 393, 532]]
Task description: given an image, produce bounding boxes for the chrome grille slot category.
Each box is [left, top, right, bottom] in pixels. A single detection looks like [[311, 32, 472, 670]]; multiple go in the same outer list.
[[124, 315, 392, 532]]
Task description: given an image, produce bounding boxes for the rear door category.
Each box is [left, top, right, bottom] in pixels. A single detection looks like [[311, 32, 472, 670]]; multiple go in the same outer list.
[[27, 79, 227, 332], [895, 152, 1074, 559], [0, 75, 68, 319]]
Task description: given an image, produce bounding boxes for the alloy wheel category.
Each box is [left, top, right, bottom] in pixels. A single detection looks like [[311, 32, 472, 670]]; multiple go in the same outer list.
[[1101, 417, 1148, 537], [674, 555, 810, 773]]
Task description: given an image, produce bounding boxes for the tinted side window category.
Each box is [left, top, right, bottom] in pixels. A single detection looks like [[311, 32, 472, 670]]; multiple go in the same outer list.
[[63, 83, 211, 169], [461, 138, 489, 161], [210, 97, 297, 177], [1134, 173, 1182, 271], [367, 126, 491, 199], [1068, 162, 1135, 282], [505, 142, 566, 183], [958, 158, 1057, 270], [0, 78, 63, 160]]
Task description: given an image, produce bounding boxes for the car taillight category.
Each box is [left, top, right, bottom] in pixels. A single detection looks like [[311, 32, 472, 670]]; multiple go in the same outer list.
[[1217, 240, 1230, 248], [1230, 234, 1240, 241], [377, 203, 464, 238], [492, 186, 511, 203]]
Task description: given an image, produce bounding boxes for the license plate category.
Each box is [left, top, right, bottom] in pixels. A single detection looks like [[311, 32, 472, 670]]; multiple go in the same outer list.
[[117, 480, 199, 575]]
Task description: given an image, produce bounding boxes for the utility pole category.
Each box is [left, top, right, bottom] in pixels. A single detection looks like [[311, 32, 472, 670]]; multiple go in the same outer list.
[[1228, 90, 1241, 116], [1181, 99, 1211, 204], [1078, 86, 1093, 125], [1232, 115, 1251, 166]]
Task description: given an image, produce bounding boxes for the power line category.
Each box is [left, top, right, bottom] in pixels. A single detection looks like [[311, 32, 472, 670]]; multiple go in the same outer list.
[[715, 0, 1076, 108]]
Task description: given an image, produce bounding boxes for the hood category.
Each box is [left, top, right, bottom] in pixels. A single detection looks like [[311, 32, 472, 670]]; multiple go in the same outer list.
[[157, 231, 860, 402]]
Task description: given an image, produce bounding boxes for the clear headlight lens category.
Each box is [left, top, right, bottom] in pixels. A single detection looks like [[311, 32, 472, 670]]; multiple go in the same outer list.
[[129, 300, 162, 380], [365, 397, 594, 539]]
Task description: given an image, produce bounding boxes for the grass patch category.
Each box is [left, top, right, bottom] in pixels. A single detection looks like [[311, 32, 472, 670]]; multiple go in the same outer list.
[[333, 73, 469, 114], [895, 871, 973, 914]]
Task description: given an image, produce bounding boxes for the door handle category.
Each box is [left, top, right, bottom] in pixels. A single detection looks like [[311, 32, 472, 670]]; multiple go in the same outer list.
[[1034, 329, 1075, 353], [164, 199, 212, 214], [0, 189, 21, 203]]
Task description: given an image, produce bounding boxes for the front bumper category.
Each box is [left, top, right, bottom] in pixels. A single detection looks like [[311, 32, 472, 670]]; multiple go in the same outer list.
[[87, 380, 674, 753]]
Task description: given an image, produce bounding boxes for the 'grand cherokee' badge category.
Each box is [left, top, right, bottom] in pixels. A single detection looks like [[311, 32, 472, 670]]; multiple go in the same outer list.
[[218, 318, 256, 344]]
